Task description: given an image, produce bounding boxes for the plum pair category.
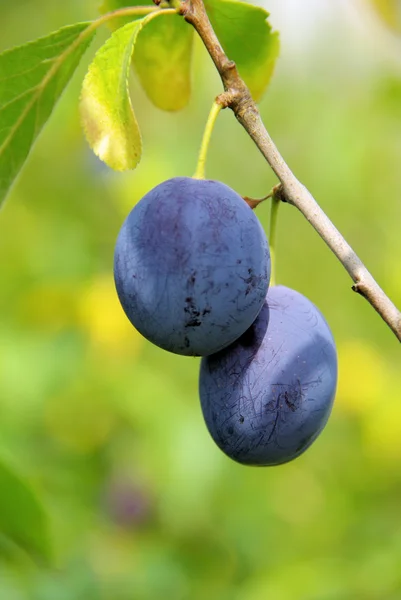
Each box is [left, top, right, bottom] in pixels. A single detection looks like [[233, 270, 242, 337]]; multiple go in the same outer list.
[[114, 177, 337, 466]]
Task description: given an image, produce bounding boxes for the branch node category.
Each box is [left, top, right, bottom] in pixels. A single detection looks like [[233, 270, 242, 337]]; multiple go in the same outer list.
[[225, 60, 236, 72], [216, 91, 234, 108], [352, 282, 365, 296], [272, 183, 288, 203], [178, 0, 192, 19]]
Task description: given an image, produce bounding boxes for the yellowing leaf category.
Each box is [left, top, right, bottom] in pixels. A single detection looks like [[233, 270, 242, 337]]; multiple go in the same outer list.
[[204, 0, 279, 102], [134, 13, 194, 111], [80, 20, 144, 171], [100, 3, 194, 111], [0, 23, 95, 207]]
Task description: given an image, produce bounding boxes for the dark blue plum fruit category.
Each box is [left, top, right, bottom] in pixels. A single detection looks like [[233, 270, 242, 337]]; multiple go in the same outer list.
[[199, 285, 337, 465], [114, 177, 270, 356]]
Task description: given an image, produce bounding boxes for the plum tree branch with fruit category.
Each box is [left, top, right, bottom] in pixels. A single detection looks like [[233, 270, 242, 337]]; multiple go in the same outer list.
[[178, 0, 401, 343], [0, 0, 399, 563], [0, 0, 399, 473], [0, 1, 399, 340]]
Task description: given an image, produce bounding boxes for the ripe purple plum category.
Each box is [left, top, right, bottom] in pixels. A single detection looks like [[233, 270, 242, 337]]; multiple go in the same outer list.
[[114, 177, 270, 356], [199, 285, 338, 465]]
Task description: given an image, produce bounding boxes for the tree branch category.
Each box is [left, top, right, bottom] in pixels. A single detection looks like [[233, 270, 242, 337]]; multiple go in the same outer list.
[[180, 0, 401, 342]]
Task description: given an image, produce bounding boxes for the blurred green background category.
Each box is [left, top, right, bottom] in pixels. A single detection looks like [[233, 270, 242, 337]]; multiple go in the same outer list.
[[0, 0, 401, 598]]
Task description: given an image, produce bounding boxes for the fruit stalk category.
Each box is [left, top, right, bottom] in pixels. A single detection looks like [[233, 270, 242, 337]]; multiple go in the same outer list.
[[269, 192, 280, 287], [194, 100, 222, 179], [180, 0, 401, 343]]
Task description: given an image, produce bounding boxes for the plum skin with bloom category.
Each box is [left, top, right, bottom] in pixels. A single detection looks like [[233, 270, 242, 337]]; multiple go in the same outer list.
[[199, 285, 338, 466], [114, 177, 270, 356]]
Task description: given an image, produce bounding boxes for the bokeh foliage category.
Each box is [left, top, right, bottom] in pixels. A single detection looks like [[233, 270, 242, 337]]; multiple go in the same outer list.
[[0, 0, 400, 598]]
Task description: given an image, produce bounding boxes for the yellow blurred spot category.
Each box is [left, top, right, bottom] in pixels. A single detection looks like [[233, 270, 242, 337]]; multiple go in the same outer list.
[[370, 0, 401, 33], [336, 340, 385, 415], [269, 465, 324, 526], [362, 375, 401, 462], [17, 284, 79, 331], [238, 561, 324, 600], [79, 275, 142, 358], [89, 529, 138, 578], [45, 387, 115, 453], [336, 340, 401, 463]]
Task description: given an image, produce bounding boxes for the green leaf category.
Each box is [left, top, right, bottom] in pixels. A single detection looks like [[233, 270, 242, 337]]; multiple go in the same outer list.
[[0, 458, 51, 563], [0, 23, 95, 207], [134, 13, 194, 111], [204, 0, 279, 102], [80, 20, 144, 171]]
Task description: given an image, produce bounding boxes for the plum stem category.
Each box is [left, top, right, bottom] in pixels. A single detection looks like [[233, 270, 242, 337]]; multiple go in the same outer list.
[[180, 0, 401, 343], [243, 193, 272, 210], [193, 100, 222, 179], [269, 193, 280, 287]]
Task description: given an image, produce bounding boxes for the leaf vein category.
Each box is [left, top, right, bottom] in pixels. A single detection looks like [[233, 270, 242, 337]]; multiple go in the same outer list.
[[0, 86, 38, 112], [0, 23, 94, 162]]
